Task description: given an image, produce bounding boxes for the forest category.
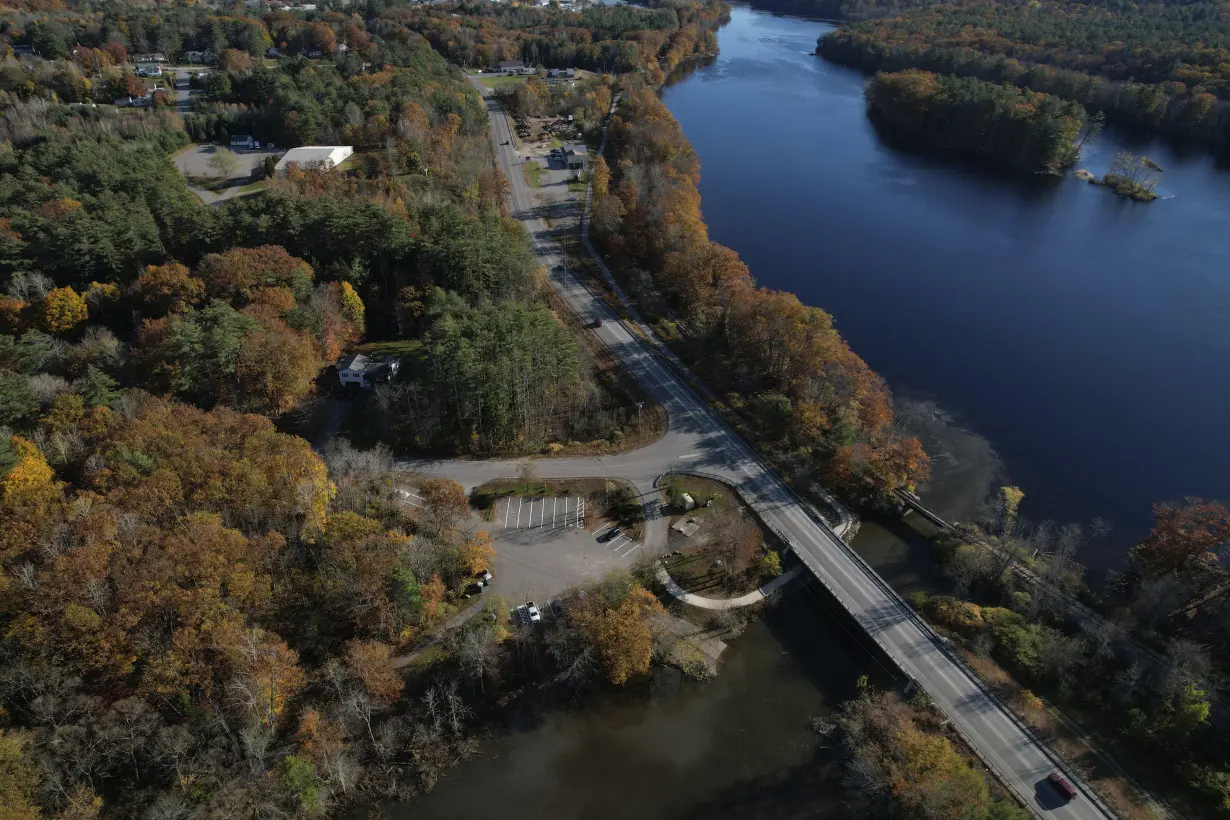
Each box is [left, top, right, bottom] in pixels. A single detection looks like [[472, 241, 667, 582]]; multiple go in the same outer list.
[[0, 3, 680, 817], [590, 77, 930, 499], [816, 0, 1230, 146], [865, 69, 1089, 173], [392, 0, 726, 84]]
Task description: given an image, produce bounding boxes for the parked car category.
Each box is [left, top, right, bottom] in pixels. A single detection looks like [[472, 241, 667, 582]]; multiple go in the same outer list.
[[590, 316, 603, 328], [525, 601, 542, 623], [1046, 772, 1077, 803], [599, 527, 621, 543], [465, 582, 484, 597], [512, 604, 529, 625], [476, 568, 493, 584]]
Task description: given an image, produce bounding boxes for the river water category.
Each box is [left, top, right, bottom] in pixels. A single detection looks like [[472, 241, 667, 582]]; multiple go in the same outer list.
[[398, 590, 880, 819], [663, 5, 1230, 572]]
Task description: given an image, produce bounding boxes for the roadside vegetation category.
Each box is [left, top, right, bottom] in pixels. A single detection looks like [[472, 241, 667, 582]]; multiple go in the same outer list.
[[591, 78, 930, 506], [831, 683, 1030, 820], [920, 487, 1230, 817]]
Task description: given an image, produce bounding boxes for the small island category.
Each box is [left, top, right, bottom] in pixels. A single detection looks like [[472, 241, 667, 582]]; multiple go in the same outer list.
[[1087, 151, 1163, 201], [865, 69, 1089, 174]]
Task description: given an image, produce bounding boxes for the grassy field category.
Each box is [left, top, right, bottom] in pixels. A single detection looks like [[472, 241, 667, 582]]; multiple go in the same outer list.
[[477, 74, 529, 90], [524, 164, 545, 188], [355, 339, 424, 359]]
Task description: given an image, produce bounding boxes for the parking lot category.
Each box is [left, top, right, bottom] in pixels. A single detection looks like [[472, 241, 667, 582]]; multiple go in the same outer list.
[[481, 495, 645, 608]]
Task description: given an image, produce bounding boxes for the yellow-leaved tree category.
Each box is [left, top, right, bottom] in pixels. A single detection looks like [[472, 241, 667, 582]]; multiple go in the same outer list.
[[41, 285, 88, 333]]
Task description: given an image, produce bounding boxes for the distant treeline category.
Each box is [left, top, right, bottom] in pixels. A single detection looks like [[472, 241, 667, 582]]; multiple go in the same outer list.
[[816, 0, 1230, 146], [865, 70, 1087, 174]]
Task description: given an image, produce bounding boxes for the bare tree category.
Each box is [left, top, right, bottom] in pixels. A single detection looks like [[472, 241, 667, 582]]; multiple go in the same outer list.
[[460, 626, 501, 693], [210, 146, 240, 180]]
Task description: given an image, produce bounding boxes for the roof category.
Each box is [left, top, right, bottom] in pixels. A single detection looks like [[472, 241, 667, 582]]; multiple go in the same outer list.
[[274, 146, 353, 173], [338, 353, 399, 374], [337, 353, 372, 373], [496, 60, 525, 69]]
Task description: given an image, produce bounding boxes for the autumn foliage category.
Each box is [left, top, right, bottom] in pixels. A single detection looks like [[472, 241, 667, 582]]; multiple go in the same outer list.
[[595, 82, 928, 497]]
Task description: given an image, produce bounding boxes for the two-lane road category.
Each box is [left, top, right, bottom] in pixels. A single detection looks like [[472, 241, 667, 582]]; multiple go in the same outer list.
[[450, 82, 1113, 820]]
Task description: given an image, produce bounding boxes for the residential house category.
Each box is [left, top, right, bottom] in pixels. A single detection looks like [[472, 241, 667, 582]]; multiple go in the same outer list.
[[496, 60, 528, 75], [563, 147, 587, 171], [135, 63, 163, 77], [337, 353, 400, 388], [230, 135, 257, 149]]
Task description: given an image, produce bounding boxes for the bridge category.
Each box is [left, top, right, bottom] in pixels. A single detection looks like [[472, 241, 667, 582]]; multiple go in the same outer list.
[[408, 81, 1117, 820]]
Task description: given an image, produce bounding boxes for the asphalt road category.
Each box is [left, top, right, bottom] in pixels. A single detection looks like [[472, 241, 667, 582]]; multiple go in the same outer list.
[[406, 83, 1114, 820]]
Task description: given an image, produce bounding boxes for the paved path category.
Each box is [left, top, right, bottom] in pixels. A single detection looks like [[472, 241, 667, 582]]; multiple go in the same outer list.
[[656, 564, 804, 610], [402, 81, 1113, 820]]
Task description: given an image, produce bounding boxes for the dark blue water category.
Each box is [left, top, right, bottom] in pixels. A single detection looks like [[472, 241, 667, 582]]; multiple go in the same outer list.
[[663, 6, 1230, 569]]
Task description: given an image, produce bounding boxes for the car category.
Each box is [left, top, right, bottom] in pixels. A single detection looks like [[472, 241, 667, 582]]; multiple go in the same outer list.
[[1046, 772, 1077, 803], [476, 568, 493, 583], [465, 582, 484, 597], [502, 140, 509, 145], [591, 317, 603, 328], [525, 601, 542, 623], [553, 264, 565, 271], [599, 526, 622, 543]]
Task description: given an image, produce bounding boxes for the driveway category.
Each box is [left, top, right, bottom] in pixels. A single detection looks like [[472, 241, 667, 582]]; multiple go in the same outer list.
[[172, 144, 278, 205]]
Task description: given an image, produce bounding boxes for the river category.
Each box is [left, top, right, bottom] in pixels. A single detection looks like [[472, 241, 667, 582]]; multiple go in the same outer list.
[[663, 5, 1230, 573], [396, 590, 881, 819]]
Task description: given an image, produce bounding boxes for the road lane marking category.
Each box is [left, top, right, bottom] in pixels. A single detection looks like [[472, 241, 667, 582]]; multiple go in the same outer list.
[[552, 496, 558, 528], [504, 498, 511, 529], [516, 497, 523, 528]]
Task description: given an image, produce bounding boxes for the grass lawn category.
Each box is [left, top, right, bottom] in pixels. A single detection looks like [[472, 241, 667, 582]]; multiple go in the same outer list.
[[355, 339, 424, 359], [478, 74, 529, 90], [568, 179, 587, 193], [524, 164, 545, 188]]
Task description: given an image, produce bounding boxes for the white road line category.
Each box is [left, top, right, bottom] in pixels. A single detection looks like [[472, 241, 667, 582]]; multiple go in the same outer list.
[[617, 541, 640, 559], [608, 535, 629, 551], [552, 496, 558, 528], [536, 498, 544, 528], [516, 497, 523, 528], [503, 498, 511, 529]]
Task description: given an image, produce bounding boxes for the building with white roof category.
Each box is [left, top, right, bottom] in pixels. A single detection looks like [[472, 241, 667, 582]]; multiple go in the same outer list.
[[273, 146, 354, 175]]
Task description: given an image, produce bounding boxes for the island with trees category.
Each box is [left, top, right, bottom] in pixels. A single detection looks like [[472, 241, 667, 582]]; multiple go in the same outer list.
[[865, 69, 1088, 174], [813, 0, 1230, 148]]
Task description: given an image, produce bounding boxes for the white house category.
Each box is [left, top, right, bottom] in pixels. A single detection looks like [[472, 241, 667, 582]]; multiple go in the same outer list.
[[274, 146, 354, 175], [337, 353, 400, 388]]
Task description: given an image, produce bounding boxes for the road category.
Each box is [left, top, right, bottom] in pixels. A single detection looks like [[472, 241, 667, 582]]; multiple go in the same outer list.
[[405, 82, 1114, 820]]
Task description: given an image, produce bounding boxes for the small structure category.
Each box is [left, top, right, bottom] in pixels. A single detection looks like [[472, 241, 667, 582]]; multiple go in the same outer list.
[[337, 353, 400, 388], [274, 145, 354, 175], [671, 518, 701, 538], [230, 135, 257, 149], [12, 45, 34, 58], [496, 60, 528, 75], [680, 492, 696, 511], [563, 147, 587, 171]]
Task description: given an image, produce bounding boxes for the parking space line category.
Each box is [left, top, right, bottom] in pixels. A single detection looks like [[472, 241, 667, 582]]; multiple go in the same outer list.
[[617, 542, 641, 559], [504, 498, 511, 529], [516, 498, 523, 528], [552, 497, 558, 529], [536, 498, 544, 528], [608, 535, 629, 551]]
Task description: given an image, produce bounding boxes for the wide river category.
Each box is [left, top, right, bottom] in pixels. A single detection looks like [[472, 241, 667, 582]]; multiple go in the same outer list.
[[664, 5, 1230, 571]]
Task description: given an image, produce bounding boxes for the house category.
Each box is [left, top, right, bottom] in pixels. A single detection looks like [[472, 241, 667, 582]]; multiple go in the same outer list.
[[546, 68, 575, 80], [230, 135, 257, 149], [273, 145, 354, 175], [131, 53, 167, 64], [12, 45, 34, 58], [563, 147, 586, 171], [135, 63, 162, 77], [337, 353, 400, 388], [184, 50, 215, 64], [496, 60, 527, 75]]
